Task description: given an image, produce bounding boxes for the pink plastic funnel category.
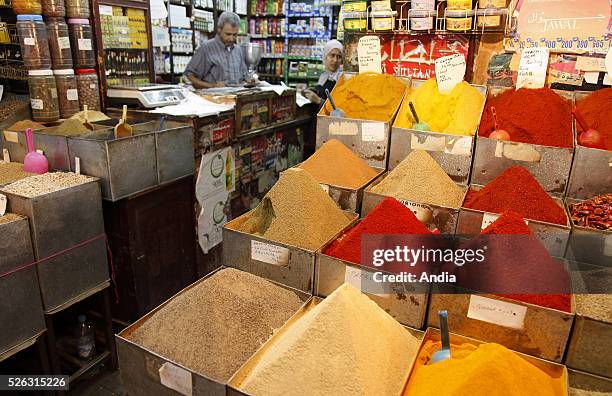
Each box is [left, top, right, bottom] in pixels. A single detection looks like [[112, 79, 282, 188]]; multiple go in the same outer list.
[[23, 128, 48, 174]]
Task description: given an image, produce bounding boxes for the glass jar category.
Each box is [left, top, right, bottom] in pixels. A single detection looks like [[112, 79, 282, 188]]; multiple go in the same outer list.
[[65, 0, 89, 19], [28, 69, 60, 122], [12, 0, 42, 15], [54, 69, 79, 118], [42, 0, 65, 17], [68, 19, 95, 68], [76, 68, 100, 111], [46, 17, 73, 69], [17, 15, 52, 69]]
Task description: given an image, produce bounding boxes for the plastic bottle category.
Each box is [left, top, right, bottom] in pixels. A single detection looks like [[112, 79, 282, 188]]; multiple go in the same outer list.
[[77, 314, 96, 362]]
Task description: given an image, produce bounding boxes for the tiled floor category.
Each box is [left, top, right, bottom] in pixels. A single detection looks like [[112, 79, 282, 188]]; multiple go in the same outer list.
[[70, 369, 124, 396]]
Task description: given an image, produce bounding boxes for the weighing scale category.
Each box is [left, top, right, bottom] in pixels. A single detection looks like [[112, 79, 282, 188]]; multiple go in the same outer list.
[[106, 84, 189, 109]]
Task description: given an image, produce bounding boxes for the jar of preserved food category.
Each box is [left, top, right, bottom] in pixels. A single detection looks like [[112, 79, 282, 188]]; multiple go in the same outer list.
[[54, 69, 79, 118], [28, 69, 60, 122], [46, 17, 73, 69], [68, 19, 95, 68], [76, 68, 100, 111], [65, 0, 89, 19], [42, 0, 65, 17], [17, 14, 52, 69], [446, 9, 474, 31], [12, 0, 42, 15]]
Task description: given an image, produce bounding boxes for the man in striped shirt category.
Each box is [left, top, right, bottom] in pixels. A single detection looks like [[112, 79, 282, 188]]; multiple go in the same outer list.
[[184, 11, 248, 88]]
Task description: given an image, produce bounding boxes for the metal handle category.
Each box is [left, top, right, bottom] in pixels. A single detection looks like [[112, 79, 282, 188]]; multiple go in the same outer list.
[[325, 89, 337, 110], [439, 310, 450, 351]]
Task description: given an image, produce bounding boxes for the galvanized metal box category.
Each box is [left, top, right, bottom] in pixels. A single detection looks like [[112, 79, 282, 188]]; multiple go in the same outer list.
[[567, 91, 612, 199], [564, 197, 611, 266], [362, 172, 468, 234], [457, 185, 571, 257], [316, 73, 411, 169], [427, 291, 574, 362], [67, 129, 158, 201], [471, 87, 575, 195], [388, 82, 487, 185], [117, 267, 310, 396], [1, 177, 110, 312], [569, 369, 612, 394], [223, 212, 358, 293], [0, 214, 45, 359]]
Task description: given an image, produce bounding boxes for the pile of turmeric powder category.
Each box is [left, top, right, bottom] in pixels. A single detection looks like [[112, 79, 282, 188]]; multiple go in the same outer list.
[[404, 340, 567, 396], [322, 73, 406, 122], [394, 79, 485, 136]]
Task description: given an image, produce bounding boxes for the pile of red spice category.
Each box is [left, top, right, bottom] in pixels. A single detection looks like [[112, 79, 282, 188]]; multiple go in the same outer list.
[[324, 197, 431, 266], [464, 166, 567, 225], [450, 211, 572, 312], [576, 88, 612, 151], [479, 87, 573, 148]]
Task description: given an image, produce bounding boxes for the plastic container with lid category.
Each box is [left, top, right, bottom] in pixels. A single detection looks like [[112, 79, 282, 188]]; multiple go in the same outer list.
[[410, 0, 435, 10], [12, 0, 42, 15], [68, 19, 95, 68], [42, 0, 65, 17], [65, 0, 89, 19], [17, 15, 52, 69], [76, 68, 100, 111], [28, 69, 60, 122], [410, 9, 436, 31], [447, 0, 473, 9], [46, 17, 73, 69], [54, 69, 79, 118], [446, 9, 474, 31]]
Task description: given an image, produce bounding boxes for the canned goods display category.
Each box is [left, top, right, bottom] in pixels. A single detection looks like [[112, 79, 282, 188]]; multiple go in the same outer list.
[[46, 17, 73, 69], [54, 69, 80, 119], [17, 14, 52, 69], [28, 69, 60, 122], [76, 68, 101, 111], [68, 18, 95, 68]]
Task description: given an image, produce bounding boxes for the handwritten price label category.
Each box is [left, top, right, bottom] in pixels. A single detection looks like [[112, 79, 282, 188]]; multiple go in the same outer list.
[[516, 47, 549, 89], [435, 54, 466, 93], [467, 295, 527, 329], [358, 36, 382, 74]]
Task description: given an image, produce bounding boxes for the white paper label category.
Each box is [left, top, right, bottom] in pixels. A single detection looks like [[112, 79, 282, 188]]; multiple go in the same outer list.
[[50, 88, 57, 99], [411, 133, 446, 152], [320, 183, 330, 194], [584, 71, 600, 84], [99, 4, 114, 15], [159, 362, 192, 396], [75, 157, 81, 174], [328, 121, 359, 135], [58, 36, 71, 49], [24, 37, 35, 46], [0, 85, 3, 101], [2, 148, 10, 162], [36, 149, 43, 155], [606, 47, 612, 74], [89, 83, 97, 89], [0, 194, 6, 216], [481, 212, 501, 230], [67, 89, 79, 101], [3, 131, 19, 143], [516, 48, 549, 89], [362, 123, 385, 142], [435, 54, 466, 93], [345, 265, 388, 297], [604, 73, 611, 86], [399, 199, 433, 223], [494, 141, 542, 162], [468, 295, 527, 330], [446, 136, 472, 156], [357, 36, 382, 74], [251, 240, 290, 266], [78, 38, 92, 51], [575, 56, 606, 72], [603, 234, 612, 257]]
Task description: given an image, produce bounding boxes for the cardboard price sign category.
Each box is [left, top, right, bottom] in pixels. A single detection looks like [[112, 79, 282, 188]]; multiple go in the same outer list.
[[435, 54, 466, 93], [516, 47, 549, 89], [358, 36, 382, 74]]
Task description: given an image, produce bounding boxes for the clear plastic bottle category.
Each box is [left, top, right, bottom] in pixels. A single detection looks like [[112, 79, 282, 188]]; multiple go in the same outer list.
[[77, 315, 96, 362], [68, 18, 95, 68], [42, 0, 65, 17], [65, 0, 89, 19], [17, 14, 52, 69], [28, 69, 60, 122], [76, 68, 101, 111], [46, 17, 73, 69], [54, 69, 79, 119]]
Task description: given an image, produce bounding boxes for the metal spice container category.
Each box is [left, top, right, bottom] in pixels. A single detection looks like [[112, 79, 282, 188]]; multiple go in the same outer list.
[[16, 14, 52, 69], [41, 0, 65, 17], [65, 0, 89, 19], [28, 69, 60, 122], [46, 17, 73, 69], [54, 69, 79, 119], [68, 18, 95, 68], [75, 68, 100, 111]]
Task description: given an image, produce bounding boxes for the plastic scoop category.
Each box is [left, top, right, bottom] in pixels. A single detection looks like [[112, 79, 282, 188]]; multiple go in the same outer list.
[[409, 101, 430, 131], [573, 107, 604, 149], [114, 105, 133, 139], [82, 105, 94, 131], [325, 89, 345, 118], [489, 107, 510, 140], [431, 310, 451, 364], [23, 128, 48, 174]]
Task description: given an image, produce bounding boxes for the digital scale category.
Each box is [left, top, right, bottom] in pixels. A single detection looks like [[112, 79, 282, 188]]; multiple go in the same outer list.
[[106, 84, 189, 109]]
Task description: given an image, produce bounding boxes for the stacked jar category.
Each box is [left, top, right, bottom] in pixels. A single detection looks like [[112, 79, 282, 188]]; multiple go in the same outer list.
[[54, 69, 79, 118], [65, 0, 89, 18], [68, 19, 95, 68], [446, 0, 474, 31], [46, 17, 72, 68], [17, 14, 52, 69], [28, 70, 60, 122], [12, 0, 42, 14], [76, 68, 101, 111], [42, 0, 65, 17], [477, 0, 508, 29], [409, 0, 436, 31]]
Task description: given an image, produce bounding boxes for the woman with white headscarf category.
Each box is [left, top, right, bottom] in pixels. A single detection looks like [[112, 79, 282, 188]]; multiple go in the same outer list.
[[303, 40, 343, 107]]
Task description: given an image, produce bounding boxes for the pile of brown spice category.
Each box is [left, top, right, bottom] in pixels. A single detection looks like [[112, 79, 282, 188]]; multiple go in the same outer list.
[[0, 162, 35, 186], [0, 213, 22, 226], [298, 139, 379, 189], [232, 168, 352, 250], [128, 268, 303, 382], [7, 120, 46, 131], [575, 294, 612, 323], [42, 119, 91, 136]]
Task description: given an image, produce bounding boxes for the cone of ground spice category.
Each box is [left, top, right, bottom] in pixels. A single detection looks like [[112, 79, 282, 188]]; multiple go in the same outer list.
[[464, 166, 567, 225], [298, 139, 379, 189], [575, 88, 612, 151], [0, 162, 35, 186], [371, 150, 465, 208], [234, 168, 352, 250], [7, 119, 46, 131], [479, 87, 573, 148]]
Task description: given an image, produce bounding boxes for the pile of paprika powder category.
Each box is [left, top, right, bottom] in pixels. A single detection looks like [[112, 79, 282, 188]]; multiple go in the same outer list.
[[479, 88, 573, 148], [575, 88, 612, 151], [464, 166, 567, 225]]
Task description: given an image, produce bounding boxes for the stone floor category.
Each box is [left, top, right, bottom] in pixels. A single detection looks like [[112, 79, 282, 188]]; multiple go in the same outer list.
[[70, 369, 124, 396]]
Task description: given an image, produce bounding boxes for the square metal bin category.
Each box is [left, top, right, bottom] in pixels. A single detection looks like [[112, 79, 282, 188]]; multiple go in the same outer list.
[[471, 87, 575, 195], [223, 212, 359, 293], [67, 129, 158, 201], [1, 178, 110, 312], [457, 185, 571, 257], [116, 266, 311, 396], [361, 172, 467, 234], [131, 120, 195, 185], [388, 82, 487, 185], [316, 73, 411, 169], [564, 197, 611, 266], [569, 369, 612, 393], [0, 215, 45, 359]]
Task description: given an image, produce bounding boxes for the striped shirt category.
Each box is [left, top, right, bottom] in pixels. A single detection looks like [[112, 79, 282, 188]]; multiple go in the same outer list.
[[184, 36, 247, 84]]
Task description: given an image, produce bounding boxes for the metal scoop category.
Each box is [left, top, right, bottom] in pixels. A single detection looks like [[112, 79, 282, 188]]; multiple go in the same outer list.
[[325, 89, 345, 118], [114, 105, 133, 139], [431, 310, 452, 364], [82, 105, 94, 131], [409, 101, 430, 131]]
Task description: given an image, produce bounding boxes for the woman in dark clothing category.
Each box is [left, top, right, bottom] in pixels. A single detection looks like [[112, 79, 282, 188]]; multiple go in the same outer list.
[[303, 40, 344, 110]]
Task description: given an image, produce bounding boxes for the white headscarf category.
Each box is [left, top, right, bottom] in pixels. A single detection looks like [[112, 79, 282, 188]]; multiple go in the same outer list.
[[318, 40, 344, 85]]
